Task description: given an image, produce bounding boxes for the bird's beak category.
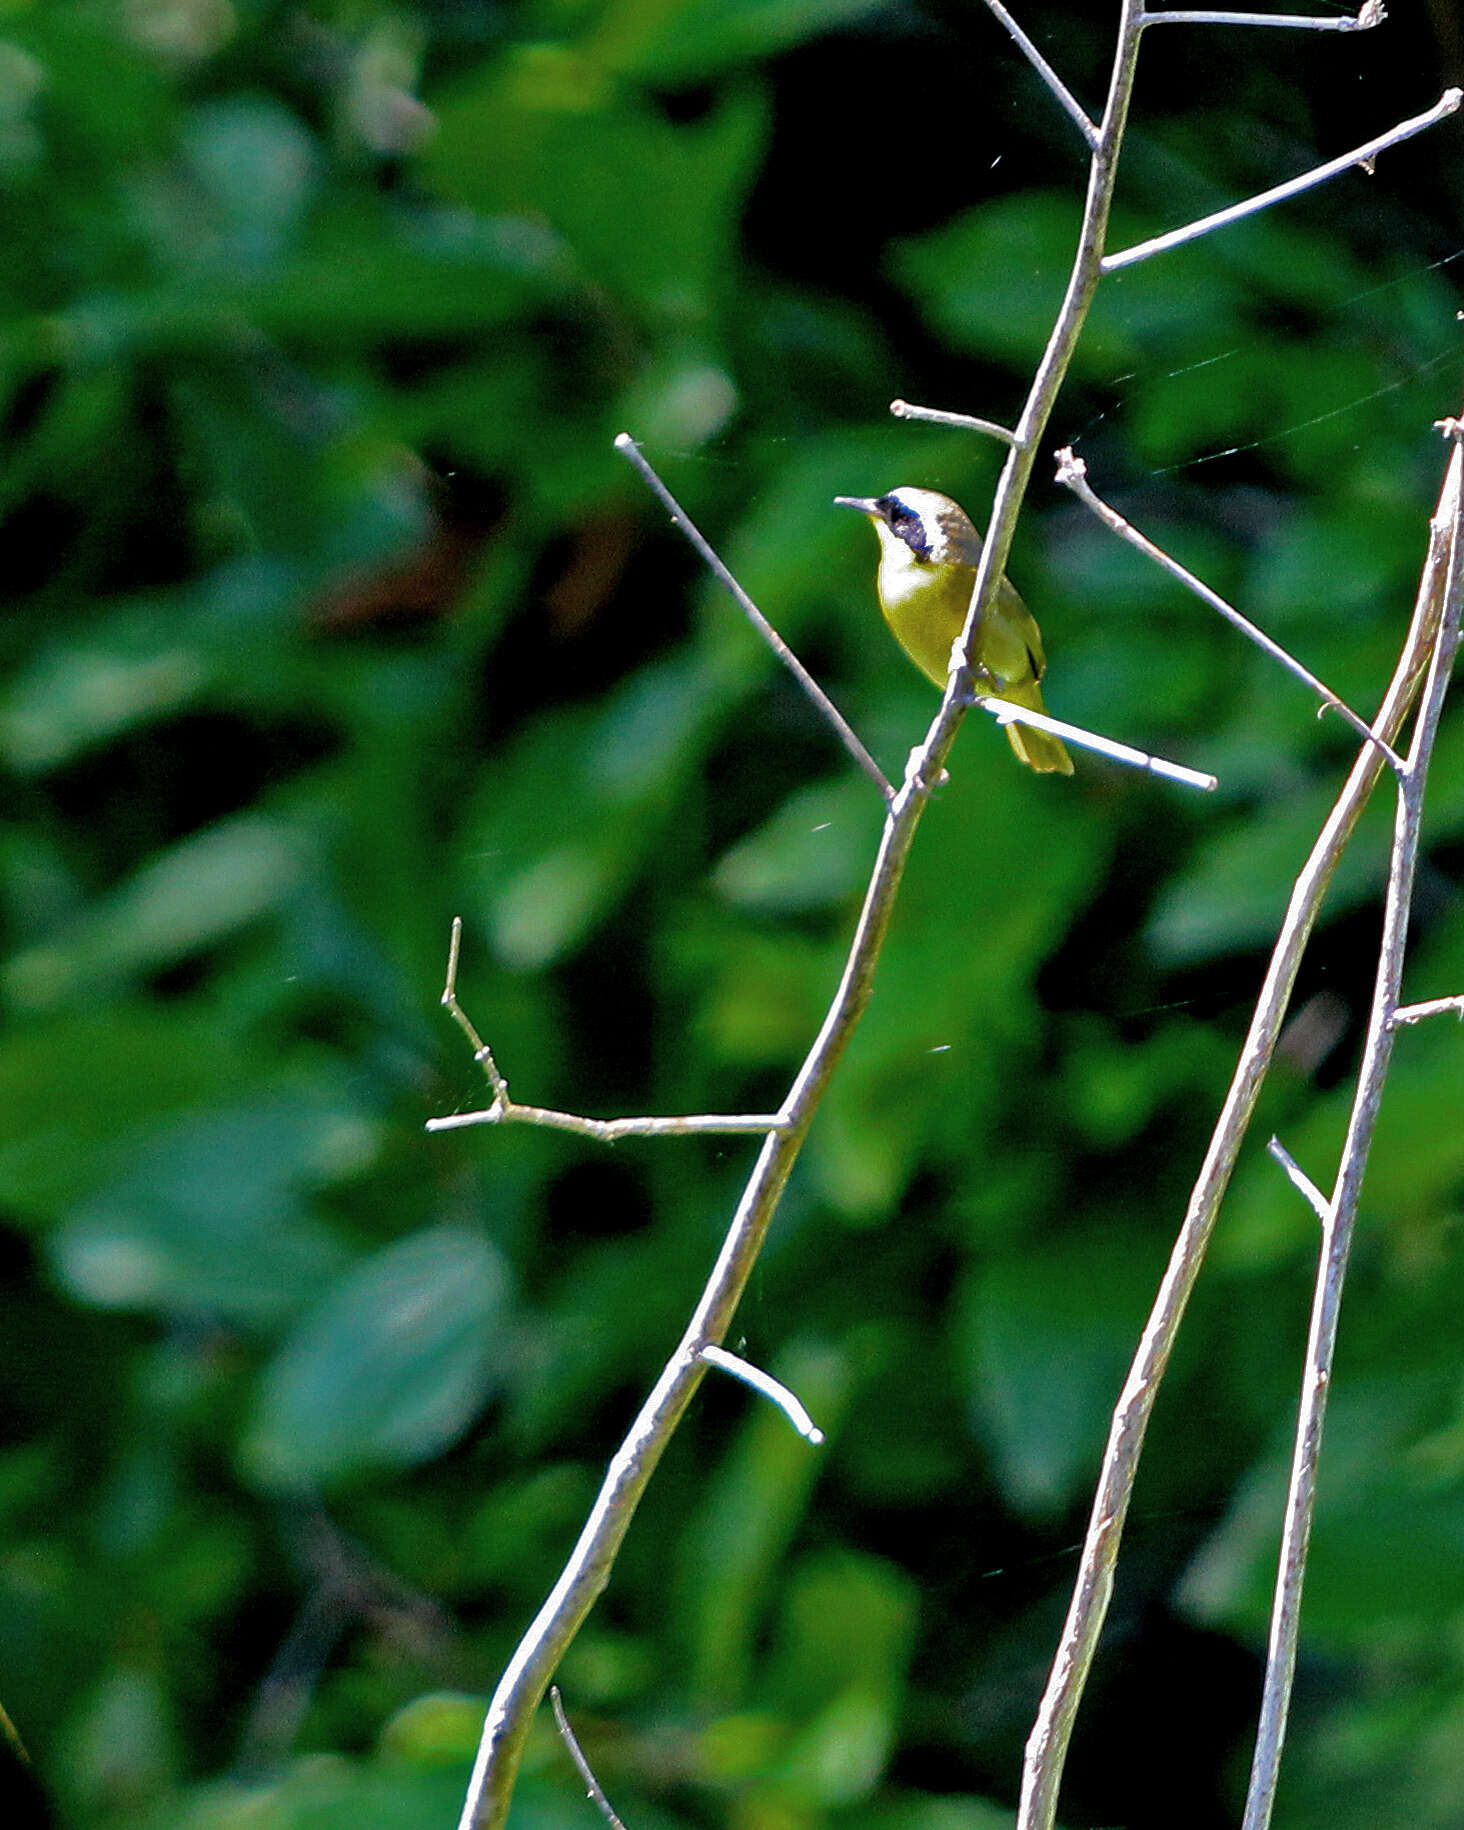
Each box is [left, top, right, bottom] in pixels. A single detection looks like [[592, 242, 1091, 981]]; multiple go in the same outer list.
[[833, 495, 882, 518]]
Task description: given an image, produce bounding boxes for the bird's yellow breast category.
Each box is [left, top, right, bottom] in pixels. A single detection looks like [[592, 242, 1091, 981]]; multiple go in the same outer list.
[[876, 545, 974, 686]]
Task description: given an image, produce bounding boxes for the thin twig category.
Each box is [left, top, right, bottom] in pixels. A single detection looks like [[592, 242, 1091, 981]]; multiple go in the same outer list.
[[974, 696, 1218, 790], [1390, 993, 1464, 1025], [550, 1689, 630, 1830], [453, 10, 1157, 1824], [1141, 1, 1384, 29], [890, 398, 1025, 449], [431, 920, 790, 1142], [700, 1345, 826, 1444], [1266, 1136, 1331, 1225], [979, 0, 1100, 146], [614, 435, 894, 803], [1242, 422, 1464, 1830], [1055, 449, 1403, 767], [427, 1106, 791, 1140], [1018, 434, 1457, 1830], [1103, 88, 1462, 271]]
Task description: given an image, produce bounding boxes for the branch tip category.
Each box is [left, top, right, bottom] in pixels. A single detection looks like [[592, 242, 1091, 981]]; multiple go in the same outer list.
[[550, 1688, 630, 1830], [700, 1344, 826, 1444], [890, 398, 1025, 448], [1056, 455, 1404, 769], [616, 436, 894, 801], [1103, 89, 1462, 271], [1266, 1135, 1332, 1226]]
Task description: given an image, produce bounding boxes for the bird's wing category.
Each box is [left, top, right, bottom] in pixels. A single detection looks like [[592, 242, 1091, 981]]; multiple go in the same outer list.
[[1004, 585, 1047, 680]]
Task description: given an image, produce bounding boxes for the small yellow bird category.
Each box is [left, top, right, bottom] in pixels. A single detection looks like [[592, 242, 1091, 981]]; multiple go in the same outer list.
[[835, 487, 1073, 775]]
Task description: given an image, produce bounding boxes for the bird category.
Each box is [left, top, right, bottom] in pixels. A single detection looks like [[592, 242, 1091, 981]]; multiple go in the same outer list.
[[835, 486, 1073, 775]]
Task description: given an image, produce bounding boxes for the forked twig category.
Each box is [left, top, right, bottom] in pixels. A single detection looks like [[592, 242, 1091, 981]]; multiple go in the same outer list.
[[431, 919, 789, 1142], [614, 435, 894, 803], [1055, 448, 1404, 767], [1104, 88, 1462, 270]]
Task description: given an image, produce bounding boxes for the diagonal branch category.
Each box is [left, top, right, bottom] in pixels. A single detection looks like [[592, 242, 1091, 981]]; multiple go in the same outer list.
[[1242, 421, 1464, 1830], [1055, 448, 1403, 767], [1018, 428, 1458, 1830], [1103, 88, 1461, 270], [452, 13, 1159, 1829], [550, 1689, 630, 1830], [614, 436, 893, 803], [1266, 1135, 1331, 1225], [979, 0, 1099, 146], [974, 696, 1218, 789]]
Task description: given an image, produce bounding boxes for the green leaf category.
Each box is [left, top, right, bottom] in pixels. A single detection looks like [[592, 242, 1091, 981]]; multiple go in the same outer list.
[[590, 0, 886, 85], [243, 1225, 510, 1488], [959, 1226, 1165, 1516], [3, 815, 313, 1012], [713, 776, 883, 913], [50, 1092, 369, 1324]]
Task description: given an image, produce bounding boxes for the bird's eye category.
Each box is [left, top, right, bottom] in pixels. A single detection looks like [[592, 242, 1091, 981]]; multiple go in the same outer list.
[[879, 497, 930, 560]]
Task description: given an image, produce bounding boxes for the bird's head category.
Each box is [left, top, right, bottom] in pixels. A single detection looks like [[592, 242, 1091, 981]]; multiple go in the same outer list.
[[833, 487, 981, 568]]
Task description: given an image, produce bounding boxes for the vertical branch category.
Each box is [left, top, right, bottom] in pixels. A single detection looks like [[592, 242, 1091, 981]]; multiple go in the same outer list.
[[1017, 438, 1459, 1830], [1242, 425, 1464, 1830]]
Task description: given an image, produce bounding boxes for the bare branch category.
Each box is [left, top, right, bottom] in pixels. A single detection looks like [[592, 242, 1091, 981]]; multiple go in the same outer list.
[[700, 1344, 826, 1444], [1266, 1136, 1331, 1225], [1055, 449, 1404, 768], [614, 435, 893, 803], [1243, 423, 1464, 1830], [974, 696, 1218, 790], [430, 919, 790, 1142], [1020, 431, 1458, 1830], [550, 1689, 630, 1830], [890, 398, 1025, 449], [1141, 0, 1385, 29], [426, 1106, 791, 1141], [980, 0, 1100, 146], [1103, 88, 1461, 271], [1390, 993, 1464, 1025]]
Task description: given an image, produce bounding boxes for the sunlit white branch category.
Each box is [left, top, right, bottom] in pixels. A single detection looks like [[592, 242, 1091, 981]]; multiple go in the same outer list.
[[700, 1344, 826, 1444], [1103, 87, 1461, 270], [1141, 1, 1384, 29], [1243, 425, 1464, 1830], [974, 697, 1218, 791], [1390, 993, 1464, 1026], [429, 919, 790, 1142], [1055, 449, 1403, 767], [980, 0, 1099, 145], [614, 435, 893, 803], [890, 398, 1025, 449], [550, 1689, 630, 1830], [1266, 1136, 1331, 1226]]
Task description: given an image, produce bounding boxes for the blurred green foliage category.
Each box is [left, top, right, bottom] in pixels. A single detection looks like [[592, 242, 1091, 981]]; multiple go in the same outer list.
[[0, 4, 1462, 1829]]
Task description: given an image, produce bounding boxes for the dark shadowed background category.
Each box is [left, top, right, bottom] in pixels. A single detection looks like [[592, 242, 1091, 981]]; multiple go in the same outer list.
[[1, 3, 1462, 1828]]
